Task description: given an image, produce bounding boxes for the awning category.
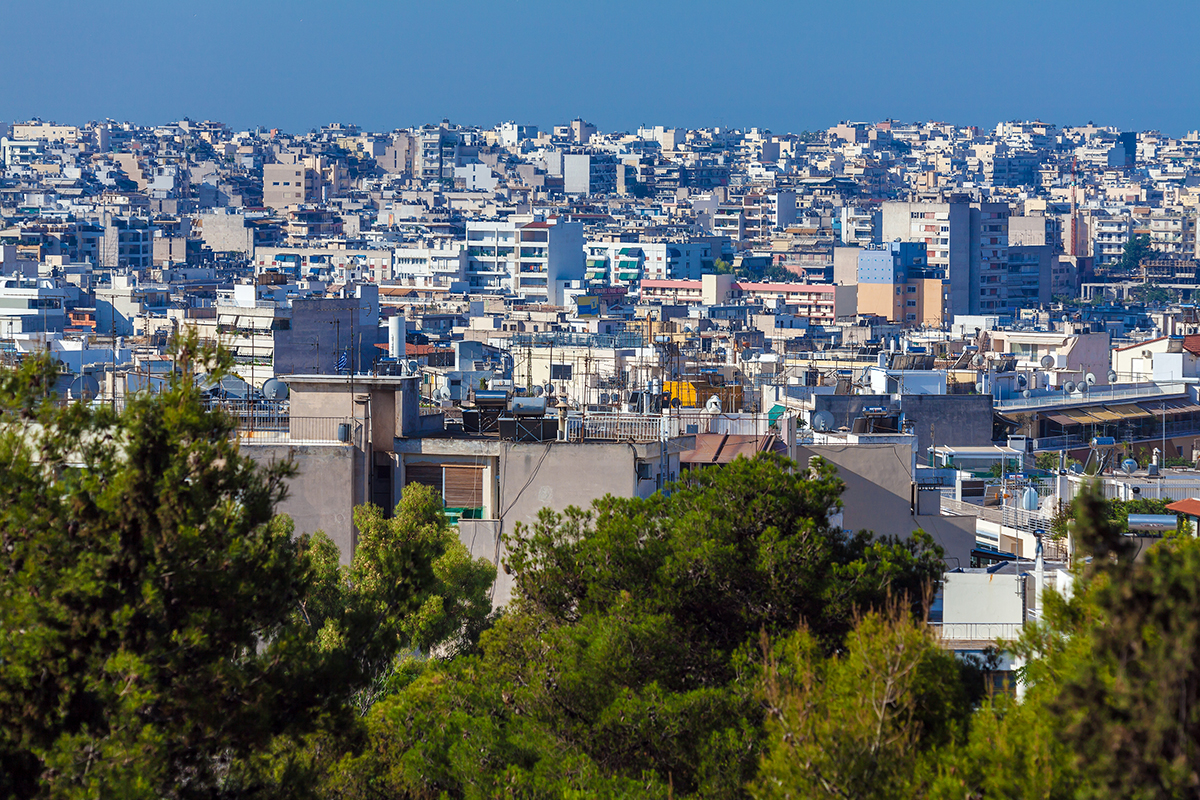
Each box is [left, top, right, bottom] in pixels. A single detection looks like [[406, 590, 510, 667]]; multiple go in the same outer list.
[[585, 271, 605, 279], [1109, 403, 1152, 419], [1143, 398, 1200, 415], [768, 404, 786, 426], [1062, 408, 1101, 424], [617, 260, 639, 269], [618, 272, 639, 280], [1086, 407, 1123, 422], [618, 247, 641, 256], [586, 259, 606, 267], [1045, 413, 1078, 427]]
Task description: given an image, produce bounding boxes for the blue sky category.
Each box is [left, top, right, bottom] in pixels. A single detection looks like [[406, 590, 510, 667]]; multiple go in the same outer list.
[[3, 0, 1198, 135]]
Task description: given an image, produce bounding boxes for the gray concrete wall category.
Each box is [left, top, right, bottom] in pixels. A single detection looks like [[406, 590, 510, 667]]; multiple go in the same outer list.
[[796, 442, 974, 568], [243, 442, 357, 562], [813, 393, 993, 455]]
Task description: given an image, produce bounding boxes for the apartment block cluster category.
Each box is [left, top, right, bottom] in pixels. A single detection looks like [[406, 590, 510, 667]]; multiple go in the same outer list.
[[12, 114, 1200, 680]]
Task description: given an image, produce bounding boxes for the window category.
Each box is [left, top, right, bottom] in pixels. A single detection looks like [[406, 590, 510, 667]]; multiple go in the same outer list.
[[907, 313, 917, 321], [550, 363, 573, 380], [906, 300, 917, 307], [906, 286, 917, 293]]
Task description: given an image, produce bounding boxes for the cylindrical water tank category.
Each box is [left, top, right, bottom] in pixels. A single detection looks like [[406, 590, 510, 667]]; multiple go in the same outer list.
[[388, 316, 405, 359], [1020, 486, 1039, 511]]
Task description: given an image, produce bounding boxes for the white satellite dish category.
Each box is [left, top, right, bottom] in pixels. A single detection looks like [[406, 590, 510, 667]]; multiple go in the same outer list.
[[812, 410, 835, 432], [704, 394, 722, 413], [532, 385, 544, 397], [1078, 383, 1088, 394], [436, 386, 452, 401], [1107, 370, 1118, 383], [1085, 372, 1096, 385], [1022, 389, 1031, 398], [1063, 381, 1076, 393], [1040, 355, 1054, 368], [971, 354, 984, 368], [544, 383, 556, 395]]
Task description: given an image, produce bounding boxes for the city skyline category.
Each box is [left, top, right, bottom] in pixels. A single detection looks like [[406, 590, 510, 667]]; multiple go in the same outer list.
[[4, 0, 1199, 135]]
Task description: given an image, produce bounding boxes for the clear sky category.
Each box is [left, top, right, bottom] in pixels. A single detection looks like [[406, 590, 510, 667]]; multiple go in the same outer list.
[[4, 0, 1199, 136]]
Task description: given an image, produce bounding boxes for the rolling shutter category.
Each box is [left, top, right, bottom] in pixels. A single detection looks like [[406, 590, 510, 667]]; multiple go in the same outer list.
[[443, 466, 484, 508], [404, 463, 443, 492]]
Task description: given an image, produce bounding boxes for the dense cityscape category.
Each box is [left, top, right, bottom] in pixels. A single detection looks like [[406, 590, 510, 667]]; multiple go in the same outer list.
[[4, 111, 1200, 797]]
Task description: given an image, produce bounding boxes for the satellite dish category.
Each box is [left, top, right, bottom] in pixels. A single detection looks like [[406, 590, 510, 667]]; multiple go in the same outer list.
[[1063, 380, 1076, 393], [975, 381, 985, 394], [1108, 370, 1118, 383], [704, 394, 722, 413], [1078, 383, 1088, 394], [1022, 389, 1031, 398], [1085, 372, 1096, 385], [812, 410, 835, 432], [971, 354, 984, 368], [262, 377, 289, 401], [1040, 355, 1054, 368], [544, 383, 556, 395], [436, 386, 452, 401], [68, 374, 100, 400], [1122, 458, 1138, 475], [670, 397, 682, 409], [406, 359, 420, 375], [1061, 314, 1069, 322], [1017, 374, 1027, 387], [1142, 350, 1153, 358], [532, 385, 544, 397]]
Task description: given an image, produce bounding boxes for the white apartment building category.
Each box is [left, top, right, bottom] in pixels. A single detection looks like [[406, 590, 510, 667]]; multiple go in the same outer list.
[[391, 240, 468, 289], [466, 216, 584, 305], [1090, 213, 1130, 266], [840, 205, 880, 246], [584, 240, 713, 286]]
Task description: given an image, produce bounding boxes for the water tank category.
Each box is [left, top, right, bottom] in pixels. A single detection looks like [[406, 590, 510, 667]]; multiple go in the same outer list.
[[474, 390, 510, 409], [388, 316, 406, 359], [509, 396, 548, 417], [1020, 486, 1039, 511]]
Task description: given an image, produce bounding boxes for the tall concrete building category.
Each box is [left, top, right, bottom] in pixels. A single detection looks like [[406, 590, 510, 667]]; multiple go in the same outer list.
[[466, 216, 584, 305], [882, 196, 1010, 315]]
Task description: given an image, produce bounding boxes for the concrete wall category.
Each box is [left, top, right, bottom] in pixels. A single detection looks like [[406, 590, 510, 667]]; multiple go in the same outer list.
[[811, 393, 993, 455], [243, 442, 357, 561], [943, 571, 1024, 624], [795, 441, 974, 567]]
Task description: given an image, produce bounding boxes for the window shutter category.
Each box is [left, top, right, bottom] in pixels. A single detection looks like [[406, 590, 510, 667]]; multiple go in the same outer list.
[[443, 466, 484, 508]]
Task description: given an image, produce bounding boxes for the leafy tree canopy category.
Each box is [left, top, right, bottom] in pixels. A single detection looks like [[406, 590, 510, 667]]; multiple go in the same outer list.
[[324, 454, 947, 799]]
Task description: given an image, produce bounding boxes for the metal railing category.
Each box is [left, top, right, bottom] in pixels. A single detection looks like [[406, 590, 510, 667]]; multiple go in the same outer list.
[[996, 382, 1188, 410], [931, 622, 1022, 643], [571, 413, 664, 443]]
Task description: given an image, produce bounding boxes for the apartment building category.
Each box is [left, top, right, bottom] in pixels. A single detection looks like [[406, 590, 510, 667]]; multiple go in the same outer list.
[[584, 240, 714, 286], [854, 242, 946, 327], [563, 153, 618, 195], [1090, 212, 1130, 266], [881, 197, 1010, 315], [840, 205, 880, 245], [465, 216, 584, 304], [263, 163, 322, 208]]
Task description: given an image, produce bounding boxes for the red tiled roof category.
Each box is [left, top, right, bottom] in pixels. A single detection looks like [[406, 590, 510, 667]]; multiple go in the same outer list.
[[1166, 498, 1200, 517]]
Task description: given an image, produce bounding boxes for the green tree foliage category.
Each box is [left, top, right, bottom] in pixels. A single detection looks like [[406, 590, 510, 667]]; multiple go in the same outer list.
[[752, 607, 971, 800], [324, 454, 947, 798], [933, 484, 1200, 799], [1120, 233, 1158, 271], [0, 336, 494, 799]]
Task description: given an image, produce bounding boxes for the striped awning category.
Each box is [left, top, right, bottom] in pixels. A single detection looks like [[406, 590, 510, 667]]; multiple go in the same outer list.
[[1062, 408, 1101, 423], [1087, 407, 1123, 422]]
